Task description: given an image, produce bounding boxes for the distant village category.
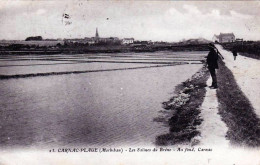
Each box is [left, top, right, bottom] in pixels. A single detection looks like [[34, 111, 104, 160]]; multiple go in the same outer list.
[[2, 28, 259, 57], [0, 28, 155, 47], [0, 28, 245, 48], [64, 28, 136, 46]]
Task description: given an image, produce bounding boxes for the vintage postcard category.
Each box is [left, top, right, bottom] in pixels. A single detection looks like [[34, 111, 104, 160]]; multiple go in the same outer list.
[[0, 0, 259, 164]]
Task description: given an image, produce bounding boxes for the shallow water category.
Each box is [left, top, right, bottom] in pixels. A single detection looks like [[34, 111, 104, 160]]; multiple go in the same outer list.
[[0, 51, 206, 76], [0, 62, 163, 75], [0, 64, 202, 148], [0, 51, 205, 148]]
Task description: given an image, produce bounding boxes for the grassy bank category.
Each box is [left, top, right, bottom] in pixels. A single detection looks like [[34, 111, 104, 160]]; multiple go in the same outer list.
[[237, 52, 260, 60], [217, 60, 260, 147], [156, 65, 209, 145]]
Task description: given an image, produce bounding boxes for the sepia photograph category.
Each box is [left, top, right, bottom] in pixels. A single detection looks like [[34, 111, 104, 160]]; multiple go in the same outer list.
[[0, 0, 259, 164]]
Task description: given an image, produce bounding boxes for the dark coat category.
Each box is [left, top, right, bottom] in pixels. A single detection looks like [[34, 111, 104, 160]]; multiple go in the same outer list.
[[207, 49, 219, 69], [232, 50, 238, 56]]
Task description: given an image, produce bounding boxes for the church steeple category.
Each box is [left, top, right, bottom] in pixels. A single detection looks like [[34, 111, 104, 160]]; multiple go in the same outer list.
[[95, 27, 99, 38]]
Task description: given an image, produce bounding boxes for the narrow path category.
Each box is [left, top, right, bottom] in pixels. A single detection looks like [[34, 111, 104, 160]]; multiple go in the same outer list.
[[215, 44, 260, 116], [195, 78, 229, 147]]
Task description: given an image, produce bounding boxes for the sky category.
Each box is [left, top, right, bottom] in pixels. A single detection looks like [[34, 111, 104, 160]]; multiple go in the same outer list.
[[0, 0, 260, 42]]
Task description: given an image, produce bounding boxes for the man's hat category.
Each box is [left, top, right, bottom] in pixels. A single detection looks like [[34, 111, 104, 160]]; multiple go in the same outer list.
[[208, 43, 215, 49]]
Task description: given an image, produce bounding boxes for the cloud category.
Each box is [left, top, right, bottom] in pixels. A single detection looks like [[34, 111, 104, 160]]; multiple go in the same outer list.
[[161, 4, 258, 41], [36, 9, 46, 15], [230, 11, 253, 19], [0, 1, 259, 41]]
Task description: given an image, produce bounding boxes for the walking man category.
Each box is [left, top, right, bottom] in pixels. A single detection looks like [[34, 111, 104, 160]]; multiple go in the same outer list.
[[206, 43, 220, 89], [232, 47, 238, 60]]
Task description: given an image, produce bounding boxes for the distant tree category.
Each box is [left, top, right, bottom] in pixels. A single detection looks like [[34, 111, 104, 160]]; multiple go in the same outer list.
[[25, 36, 43, 41], [8, 44, 23, 50], [63, 42, 69, 47], [56, 43, 62, 47]]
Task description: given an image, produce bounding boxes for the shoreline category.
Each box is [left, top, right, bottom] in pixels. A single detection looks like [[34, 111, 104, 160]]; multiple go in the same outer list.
[[156, 65, 209, 145], [156, 52, 260, 147]]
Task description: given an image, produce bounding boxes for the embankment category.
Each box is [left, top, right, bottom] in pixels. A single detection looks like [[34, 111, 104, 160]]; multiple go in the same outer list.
[[217, 60, 260, 147], [156, 65, 209, 145]]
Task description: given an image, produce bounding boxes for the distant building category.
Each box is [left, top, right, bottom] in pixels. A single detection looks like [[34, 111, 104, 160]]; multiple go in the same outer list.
[[235, 38, 243, 43], [100, 37, 120, 43], [212, 33, 235, 43], [25, 36, 43, 41], [64, 38, 94, 45], [84, 37, 95, 44], [64, 28, 132, 45], [212, 35, 219, 43], [92, 28, 120, 44], [122, 38, 134, 44], [93, 27, 100, 43], [95, 27, 99, 38]]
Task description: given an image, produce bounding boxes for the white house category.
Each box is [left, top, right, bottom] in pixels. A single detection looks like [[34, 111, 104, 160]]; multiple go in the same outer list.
[[212, 33, 235, 43], [212, 35, 219, 43], [122, 38, 134, 44]]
